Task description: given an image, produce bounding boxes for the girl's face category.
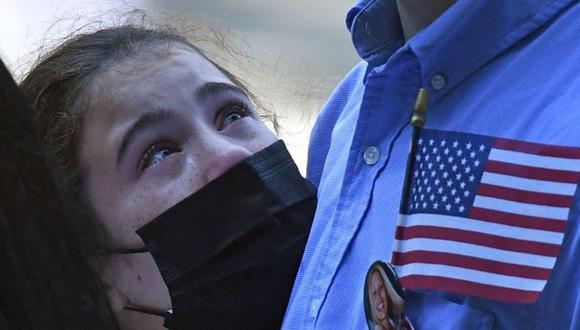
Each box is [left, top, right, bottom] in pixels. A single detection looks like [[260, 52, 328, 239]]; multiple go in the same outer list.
[[79, 44, 277, 326], [81, 44, 277, 247], [370, 271, 389, 322]]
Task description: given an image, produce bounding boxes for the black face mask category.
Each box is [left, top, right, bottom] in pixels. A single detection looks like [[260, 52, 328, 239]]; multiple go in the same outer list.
[[124, 140, 315, 329]]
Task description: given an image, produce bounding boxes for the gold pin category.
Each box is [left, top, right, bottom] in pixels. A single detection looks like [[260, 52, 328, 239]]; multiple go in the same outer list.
[[411, 88, 428, 128], [399, 88, 429, 215]]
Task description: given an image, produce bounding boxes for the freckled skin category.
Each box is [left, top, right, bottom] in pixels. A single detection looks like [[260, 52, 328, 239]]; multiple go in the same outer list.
[[80, 44, 277, 329]]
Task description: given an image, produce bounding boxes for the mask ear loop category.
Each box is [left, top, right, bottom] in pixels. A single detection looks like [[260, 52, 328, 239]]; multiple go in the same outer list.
[[107, 247, 149, 254], [123, 304, 170, 318], [103, 247, 172, 319]]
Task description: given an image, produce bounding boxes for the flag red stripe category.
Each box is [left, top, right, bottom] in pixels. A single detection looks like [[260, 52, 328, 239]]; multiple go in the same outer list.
[[477, 183, 573, 207], [485, 160, 580, 183], [493, 138, 580, 159], [392, 251, 551, 280], [400, 275, 540, 303], [395, 225, 560, 256], [469, 207, 567, 232]]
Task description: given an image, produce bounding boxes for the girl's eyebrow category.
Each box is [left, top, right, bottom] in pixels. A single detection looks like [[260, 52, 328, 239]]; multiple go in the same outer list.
[[195, 82, 247, 101], [116, 109, 174, 167]]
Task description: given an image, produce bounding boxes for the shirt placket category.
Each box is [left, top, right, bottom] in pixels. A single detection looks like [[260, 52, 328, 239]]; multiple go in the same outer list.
[[310, 48, 423, 327]]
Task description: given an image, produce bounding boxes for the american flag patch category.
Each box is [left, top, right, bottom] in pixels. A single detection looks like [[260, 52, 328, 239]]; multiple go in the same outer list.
[[392, 129, 580, 303]]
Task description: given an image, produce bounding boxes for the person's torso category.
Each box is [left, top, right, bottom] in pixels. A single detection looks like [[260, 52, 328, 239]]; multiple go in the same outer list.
[[284, 0, 580, 328]]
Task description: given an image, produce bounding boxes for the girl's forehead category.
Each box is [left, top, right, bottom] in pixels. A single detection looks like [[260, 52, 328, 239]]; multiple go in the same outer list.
[[103, 45, 212, 80], [86, 45, 231, 118]]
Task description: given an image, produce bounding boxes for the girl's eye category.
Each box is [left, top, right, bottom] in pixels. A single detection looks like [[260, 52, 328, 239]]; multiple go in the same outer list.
[[218, 104, 251, 130], [141, 142, 182, 170]]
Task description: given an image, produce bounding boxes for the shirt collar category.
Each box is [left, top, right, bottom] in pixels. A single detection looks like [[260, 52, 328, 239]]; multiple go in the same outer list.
[[348, 0, 576, 101], [347, 0, 404, 64]]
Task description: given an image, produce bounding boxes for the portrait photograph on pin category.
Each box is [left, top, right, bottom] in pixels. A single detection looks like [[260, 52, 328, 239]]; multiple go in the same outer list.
[[364, 261, 414, 330]]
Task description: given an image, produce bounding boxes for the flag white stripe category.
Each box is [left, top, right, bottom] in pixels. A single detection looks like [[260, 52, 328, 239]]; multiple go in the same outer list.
[[481, 172, 577, 196], [395, 263, 546, 292], [473, 196, 570, 220], [401, 213, 565, 244], [393, 238, 556, 269], [489, 148, 580, 172]]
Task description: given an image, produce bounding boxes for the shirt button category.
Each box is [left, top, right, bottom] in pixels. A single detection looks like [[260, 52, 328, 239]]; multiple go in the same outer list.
[[430, 74, 446, 90], [310, 299, 321, 317], [363, 146, 380, 165]]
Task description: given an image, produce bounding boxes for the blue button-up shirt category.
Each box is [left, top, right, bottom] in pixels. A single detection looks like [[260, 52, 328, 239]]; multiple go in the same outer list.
[[283, 0, 580, 329]]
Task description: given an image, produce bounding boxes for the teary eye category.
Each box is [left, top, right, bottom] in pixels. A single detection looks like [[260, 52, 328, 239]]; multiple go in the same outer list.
[[140, 142, 182, 170], [217, 103, 250, 130]]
